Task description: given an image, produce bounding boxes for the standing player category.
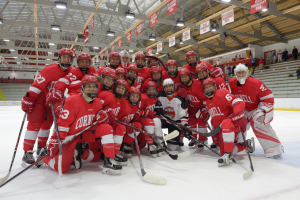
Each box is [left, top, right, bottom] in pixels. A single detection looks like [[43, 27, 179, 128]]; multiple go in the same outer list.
[[183, 51, 199, 78], [41, 75, 122, 174], [141, 66, 164, 93], [96, 52, 121, 74], [134, 52, 151, 86], [202, 78, 251, 166], [21, 47, 73, 166], [99, 67, 116, 91], [120, 50, 130, 69], [153, 78, 191, 150], [146, 54, 159, 69], [162, 60, 181, 91], [125, 63, 139, 87], [178, 68, 209, 149], [229, 63, 283, 158]]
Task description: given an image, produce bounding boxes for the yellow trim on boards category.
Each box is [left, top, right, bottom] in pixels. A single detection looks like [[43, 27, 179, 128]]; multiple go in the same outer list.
[[274, 108, 300, 111]]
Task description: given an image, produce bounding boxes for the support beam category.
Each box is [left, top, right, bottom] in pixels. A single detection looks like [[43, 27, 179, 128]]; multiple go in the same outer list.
[[227, 34, 244, 47]]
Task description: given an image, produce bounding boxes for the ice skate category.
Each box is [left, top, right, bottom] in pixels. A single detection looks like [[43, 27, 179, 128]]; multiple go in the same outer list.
[[148, 144, 158, 157], [35, 147, 47, 168], [119, 143, 132, 158], [114, 153, 128, 166], [102, 157, 122, 175], [188, 139, 196, 147], [218, 153, 233, 167], [21, 150, 35, 168]]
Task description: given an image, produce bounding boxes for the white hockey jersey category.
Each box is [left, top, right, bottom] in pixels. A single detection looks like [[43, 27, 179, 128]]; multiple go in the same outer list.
[[157, 91, 189, 125]]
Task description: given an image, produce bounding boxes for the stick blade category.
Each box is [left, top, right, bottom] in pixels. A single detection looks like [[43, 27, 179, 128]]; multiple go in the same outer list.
[[195, 109, 201, 119], [243, 170, 253, 180], [143, 174, 167, 185], [58, 155, 62, 177], [0, 172, 10, 185], [177, 151, 190, 159], [163, 130, 179, 141]]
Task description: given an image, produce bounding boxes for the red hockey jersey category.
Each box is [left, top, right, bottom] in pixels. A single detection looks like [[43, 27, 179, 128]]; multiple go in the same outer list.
[[138, 93, 158, 117], [117, 99, 139, 122], [136, 67, 151, 86], [141, 78, 164, 94], [183, 64, 197, 79], [180, 79, 207, 108], [97, 90, 122, 116], [162, 71, 181, 91], [229, 77, 274, 111]]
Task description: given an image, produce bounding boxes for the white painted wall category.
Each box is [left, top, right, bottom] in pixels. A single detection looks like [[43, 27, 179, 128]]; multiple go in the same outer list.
[[262, 38, 300, 54], [0, 71, 35, 80], [275, 98, 300, 109]]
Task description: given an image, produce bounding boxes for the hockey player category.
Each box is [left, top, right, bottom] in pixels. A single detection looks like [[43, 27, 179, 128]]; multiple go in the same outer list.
[[141, 65, 164, 93], [126, 63, 139, 87], [229, 63, 283, 158], [99, 67, 116, 91], [41, 75, 122, 174], [162, 60, 181, 91], [116, 67, 126, 80], [178, 68, 209, 149], [202, 78, 250, 166], [153, 78, 191, 150], [120, 50, 130, 69], [21, 47, 73, 166], [96, 52, 121, 74], [134, 52, 151, 86], [147, 54, 159, 69], [183, 51, 199, 79], [47, 52, 96, 105]]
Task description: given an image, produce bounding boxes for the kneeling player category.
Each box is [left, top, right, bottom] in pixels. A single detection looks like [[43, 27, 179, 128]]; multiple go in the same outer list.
[[41, 75, 122, 174], [202, 78, 253, 166]]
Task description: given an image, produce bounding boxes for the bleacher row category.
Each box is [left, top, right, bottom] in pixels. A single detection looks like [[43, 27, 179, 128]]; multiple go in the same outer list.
[[0, 60, 299, 101]]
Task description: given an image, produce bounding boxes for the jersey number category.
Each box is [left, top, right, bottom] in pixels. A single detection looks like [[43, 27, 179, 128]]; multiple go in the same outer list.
[[225, 94, 232, 101], [36, 75, 45, 84], [260, 84, 267, 91], [67, 73, 77, 82], [61, 110, 70, 119]]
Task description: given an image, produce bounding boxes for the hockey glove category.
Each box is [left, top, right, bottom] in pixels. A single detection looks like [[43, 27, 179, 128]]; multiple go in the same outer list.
[[154, 101, 164, 116], [199, 107, 210, 122], [96, 110, 109, 125], [46, 90, 63, 105], [146, 110, 156, 119], [183, 124, 193, 140], [228, 112, 248, 133], [178, 88, 187, 99], [21, 93, 35, 113], [125, 123, 137, 134], [133, 111, 144, 122], [106, 110, 118, 129], [55, 105, 62, 119], [48, 136, 64, 159]]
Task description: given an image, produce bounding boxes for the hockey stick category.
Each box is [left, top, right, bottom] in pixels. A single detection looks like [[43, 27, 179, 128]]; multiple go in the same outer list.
[[0, 120, 98, 188], [155, 115, 221, 137], [132, 129, 167, 185], [116, 120, 179, 142], [145, 55, 166, 70], [0, 110, 27, 185], [241, 130, 254, 180], [195, 109, 212, 131]]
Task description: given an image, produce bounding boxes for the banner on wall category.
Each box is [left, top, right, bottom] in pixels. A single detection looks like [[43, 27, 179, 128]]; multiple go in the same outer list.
[[200, 20, 210, 35], [105, 49, 109, 57], [96, 56, 99, 62], [100, 52, 103, 60], [169, 36, 175, 47], [222, 9, 234, 26], [84, 26, 89, 44], [111, 43, 115, 53], [147, 47, 152, 56], [90, 15, 94, 30], [118, 38, 123, 47], [157, 42, 163, 52], [167, 0, 177, 16], [250, 0, 267, 14], [136, 22, 142, 36], [182, 29, 190, 41], [127, 31, 132, 43], [150, 11, 158, 27], [132, 55, 135, 63]]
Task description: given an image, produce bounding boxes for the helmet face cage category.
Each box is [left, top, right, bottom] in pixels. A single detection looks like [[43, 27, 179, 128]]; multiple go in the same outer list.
[[77, 52, 91, 71], [58, 48, 74, 69], [128, 87, 141, 106], [179, 68, 191, 85], [234, 64, 249, 84], [163, 78, 175, 95], [113, 80, 129, 98], [81, 75, 99, 100], [202, 78, 217, 98]]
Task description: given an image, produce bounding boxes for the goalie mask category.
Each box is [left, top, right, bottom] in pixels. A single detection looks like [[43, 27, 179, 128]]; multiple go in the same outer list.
[[234, 63, 249, 85]]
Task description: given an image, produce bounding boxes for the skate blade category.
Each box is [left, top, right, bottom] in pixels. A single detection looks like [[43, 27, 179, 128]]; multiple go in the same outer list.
[[142, 174, 167, 185], [118, 151, 132, 159], [21, 161, 34, 168], [102, 168, 122, 175], [177, 151, 190, 159], [218, 160, 233, 167], [243, 170, 253, 180], [115, 161, 128, 166]]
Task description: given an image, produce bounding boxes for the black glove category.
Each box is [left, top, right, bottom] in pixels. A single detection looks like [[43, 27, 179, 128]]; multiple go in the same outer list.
[[154, 101, 164, 116], [183, 124, 193, 140]]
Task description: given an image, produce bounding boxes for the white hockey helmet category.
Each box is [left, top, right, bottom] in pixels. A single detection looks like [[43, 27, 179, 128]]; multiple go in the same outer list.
[[234, 63, 249, 85], [119, 50, 130, 58], [163, 78, 174, 87]]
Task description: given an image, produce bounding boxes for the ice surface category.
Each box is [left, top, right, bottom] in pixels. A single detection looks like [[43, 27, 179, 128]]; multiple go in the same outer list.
[[0, 106, 300, 200]]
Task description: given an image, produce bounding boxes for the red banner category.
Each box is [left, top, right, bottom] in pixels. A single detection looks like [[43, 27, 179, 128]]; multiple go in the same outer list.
[[72, 46, 75, 57], [127, 31, 132, 43], [118, 38, 123, 47], [150, 12, 158, 27], [84, 26, 89, 44], [250, 0, 267, 14], [111, 43, 115, 53], [167, 0, 177, 16], [147, 47, 152, 56], [100, 52, 103, 60], [106, 49, 109, 57], [90, 15, 94, 30], [136, 22, 142, 36]]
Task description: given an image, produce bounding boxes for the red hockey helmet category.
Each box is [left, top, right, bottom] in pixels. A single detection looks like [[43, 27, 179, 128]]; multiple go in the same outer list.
[[166, 60, 177, 67], [195, 63, 208, 73], [201, 62, 214, 71], [210, 67, 223, 78], [144, 80, 157, 88], [185, 51, 197, 59], [135, 52, 146, 60], [114, 79, 130, 90], [101, 67, 116, 80], [150, 65, 162, 74], [109, 52, 121, 59], [178, 68, 190, 77], [128, 86, 141, 95], [128, 86, 141, 106], [115, 66, 126, 75], [127, 63, 138, 73], [113, 79, 130, 98], [58, 48, 74, 68], [77, 52, 91, 61], [81, 75, 100, 100], [202, 77, 216, 88], [147, 54, 158, 62]]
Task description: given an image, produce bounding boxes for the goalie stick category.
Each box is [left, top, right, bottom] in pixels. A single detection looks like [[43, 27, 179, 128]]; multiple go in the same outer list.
[[241, 130, 254, 180], [116, 120, 179, 142], [0, 118, 98, 188], [132, 129, 167, 185]]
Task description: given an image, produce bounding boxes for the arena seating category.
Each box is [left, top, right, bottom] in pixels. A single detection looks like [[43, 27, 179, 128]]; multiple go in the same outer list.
[[0, 83, 31, 101]]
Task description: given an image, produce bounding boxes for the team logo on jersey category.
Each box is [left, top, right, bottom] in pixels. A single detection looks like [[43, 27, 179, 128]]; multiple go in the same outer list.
[[208, 107, 224, 118], [235, 94, 253, 103], [164, 106, 175, 119], [186, 94, 201, 103], [122, 114, 135, 122], [136, 76, 144, 85], [75, 114, 95, 129]]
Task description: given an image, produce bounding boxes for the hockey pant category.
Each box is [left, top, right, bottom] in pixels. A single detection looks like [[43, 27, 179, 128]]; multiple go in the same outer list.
[[44, 124, 114, 173], [153, 117, 181, 150], [23, 102, 53, 151], [211, 118, 245, 156], [123, 122, 142, 145], [245, 108, 283, 157], [188, 107, 208, 142]]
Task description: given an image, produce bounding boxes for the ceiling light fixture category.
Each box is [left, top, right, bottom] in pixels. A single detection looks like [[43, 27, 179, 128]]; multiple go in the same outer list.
[[262, 8, 268, 12], [221, 0, 231, 2], [129, 50, 134, 52], [49, 43, 55, 45], [149, 35, 156, 41], [0, 18, 3, 24], [48, 52, 53, 54], [180, 39, 183, 44], [107, 30, 115, 36], [93, 47, 99, 49], [51, 24, 61, 31], [9, 49, 15, 51], [3, 39, 10, 42], [176, 20, 185, 27], [125, 11, 135, 19], [55, 1, 67, 9]]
